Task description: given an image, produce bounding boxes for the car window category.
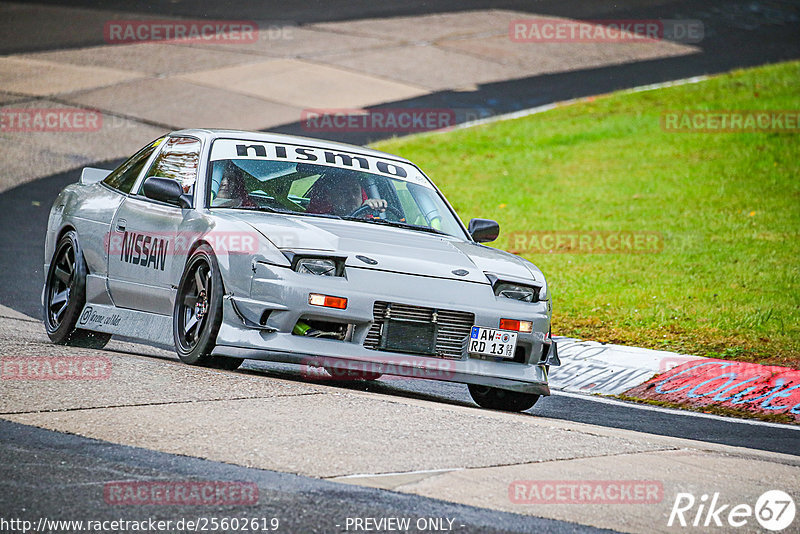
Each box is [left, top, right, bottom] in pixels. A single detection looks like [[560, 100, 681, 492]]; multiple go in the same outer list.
[[392, 180, 426, 226], [208, 158, 465, 238], [102, 137, 164, 193], [135, 136, 201, 196]]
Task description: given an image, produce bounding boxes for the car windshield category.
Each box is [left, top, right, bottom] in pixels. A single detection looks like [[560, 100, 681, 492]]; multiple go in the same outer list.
[[207, 140, 466, 238]]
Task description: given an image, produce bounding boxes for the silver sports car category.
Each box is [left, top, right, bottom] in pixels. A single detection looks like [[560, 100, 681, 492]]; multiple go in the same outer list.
[[43, 129, 559, 412]]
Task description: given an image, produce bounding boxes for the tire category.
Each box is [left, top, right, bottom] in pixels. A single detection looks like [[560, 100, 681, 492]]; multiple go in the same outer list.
[[43, 230, 111, 349], [173, 244, 242, 371], [468, 384, 539, 412]]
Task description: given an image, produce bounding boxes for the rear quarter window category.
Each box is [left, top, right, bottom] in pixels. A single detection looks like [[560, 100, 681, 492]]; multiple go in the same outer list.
[[136, 136, 202, 195]]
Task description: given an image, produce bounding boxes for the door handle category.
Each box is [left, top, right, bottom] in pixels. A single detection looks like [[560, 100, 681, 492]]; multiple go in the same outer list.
[[115, 218, 127, 232]]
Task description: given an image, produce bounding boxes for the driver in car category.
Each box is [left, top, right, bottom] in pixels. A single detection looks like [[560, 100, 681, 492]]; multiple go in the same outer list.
[[307, 173, 387, 216]]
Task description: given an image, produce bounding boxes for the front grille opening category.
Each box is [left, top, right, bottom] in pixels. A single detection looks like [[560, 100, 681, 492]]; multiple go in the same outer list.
[[364, 301, 474, 359], [381, 318, 437, 355], [293, 318, 352, 341]]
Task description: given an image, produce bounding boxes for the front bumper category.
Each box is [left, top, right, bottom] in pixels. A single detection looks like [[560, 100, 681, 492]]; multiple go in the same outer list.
[[211, 263, 553, 395]]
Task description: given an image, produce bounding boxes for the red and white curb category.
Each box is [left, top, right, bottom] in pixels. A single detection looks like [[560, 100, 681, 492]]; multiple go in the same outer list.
[[551, 337, 800, 423], [549, 337, 703, 395]]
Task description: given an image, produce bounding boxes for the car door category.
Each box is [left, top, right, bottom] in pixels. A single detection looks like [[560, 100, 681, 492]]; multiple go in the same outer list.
[[78, 137, 165, 305], [107, 136, 202, 315]]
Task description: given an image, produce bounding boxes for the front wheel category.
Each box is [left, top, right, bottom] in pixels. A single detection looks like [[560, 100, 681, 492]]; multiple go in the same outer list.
[[468, 384, 539, 412], [43, 230, 111, 349], [173, 244, 242, 371]]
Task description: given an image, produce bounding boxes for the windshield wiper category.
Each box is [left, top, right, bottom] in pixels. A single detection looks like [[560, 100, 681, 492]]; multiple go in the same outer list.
[[229, 205, 283, 213], [340, 216, 447, 235], [229, 206, 341, 219]]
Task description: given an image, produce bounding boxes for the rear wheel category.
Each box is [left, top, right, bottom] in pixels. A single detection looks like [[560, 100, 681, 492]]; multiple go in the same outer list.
[[468, 384, 539, 412], [43, 230, 111, 349], [173, 244, 242, 370]]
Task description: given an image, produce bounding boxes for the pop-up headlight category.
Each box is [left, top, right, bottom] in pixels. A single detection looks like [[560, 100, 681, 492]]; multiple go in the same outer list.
[[494, 282, 538, 303], [296, 258, 338, 276]]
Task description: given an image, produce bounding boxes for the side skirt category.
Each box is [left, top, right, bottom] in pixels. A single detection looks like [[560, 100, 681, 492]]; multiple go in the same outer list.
[[76, 303, 173, 345]]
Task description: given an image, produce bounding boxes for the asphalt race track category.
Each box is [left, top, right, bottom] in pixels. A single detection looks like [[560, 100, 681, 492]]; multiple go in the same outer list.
[[1, 1, 799, 532], [0, 420, 607, 534]]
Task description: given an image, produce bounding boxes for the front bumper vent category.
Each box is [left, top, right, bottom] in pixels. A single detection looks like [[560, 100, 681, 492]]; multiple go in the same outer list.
[[363, 301, 474, 360]]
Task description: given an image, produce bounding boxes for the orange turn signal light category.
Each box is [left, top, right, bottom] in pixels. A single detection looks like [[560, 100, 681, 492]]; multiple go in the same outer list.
[[499, 318, 533, 333], [309, 293, 347, 309]]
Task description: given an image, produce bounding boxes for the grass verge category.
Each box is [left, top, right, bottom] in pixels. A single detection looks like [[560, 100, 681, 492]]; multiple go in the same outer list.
[[373, 60, 800, 367]]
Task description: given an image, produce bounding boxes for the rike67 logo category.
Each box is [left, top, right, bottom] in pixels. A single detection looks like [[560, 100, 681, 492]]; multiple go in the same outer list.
[[669, 490, 795, 531]]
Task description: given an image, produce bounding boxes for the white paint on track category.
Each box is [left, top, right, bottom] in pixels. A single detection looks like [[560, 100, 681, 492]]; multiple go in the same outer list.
[[388, 75, 711, 142], [333, 467, 463, 479], [447, 75, 710, 131]]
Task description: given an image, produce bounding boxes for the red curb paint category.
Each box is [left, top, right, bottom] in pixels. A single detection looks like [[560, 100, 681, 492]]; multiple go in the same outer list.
[[624, 360, 800, 421]]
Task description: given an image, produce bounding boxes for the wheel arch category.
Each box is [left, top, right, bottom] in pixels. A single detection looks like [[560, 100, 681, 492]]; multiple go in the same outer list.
[[45, 224, 83, 276], [183, 235, 254, 298], [55, 224, 94, 273], [55, 224, 78, 247], [182, 238, 230, 294]]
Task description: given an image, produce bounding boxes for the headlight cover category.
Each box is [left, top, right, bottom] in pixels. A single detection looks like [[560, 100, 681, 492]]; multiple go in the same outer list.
[[494, 282, 539, 303], [295, 258, 338, 276]]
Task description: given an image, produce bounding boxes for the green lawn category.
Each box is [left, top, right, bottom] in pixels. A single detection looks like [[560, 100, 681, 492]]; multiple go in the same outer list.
[[373, 61, 800, 367]]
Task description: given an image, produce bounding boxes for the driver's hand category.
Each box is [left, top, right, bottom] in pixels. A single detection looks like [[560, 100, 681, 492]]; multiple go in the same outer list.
[[363, 198, 387, 211]]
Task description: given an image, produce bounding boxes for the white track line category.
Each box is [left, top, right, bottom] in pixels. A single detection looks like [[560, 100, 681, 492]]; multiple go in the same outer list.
[[387, 74, 711, 144], [553, 389, 800, 431], [448, 75, 709, 131], [333, 467, 462, 479]]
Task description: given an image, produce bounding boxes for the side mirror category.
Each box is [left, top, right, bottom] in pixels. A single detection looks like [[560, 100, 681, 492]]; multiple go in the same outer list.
[[468, 218, 500, 243], [142, 176, 192, 209]]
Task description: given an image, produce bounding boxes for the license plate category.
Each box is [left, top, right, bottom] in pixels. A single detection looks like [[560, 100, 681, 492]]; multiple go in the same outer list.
[[468, 326, 518, 358]]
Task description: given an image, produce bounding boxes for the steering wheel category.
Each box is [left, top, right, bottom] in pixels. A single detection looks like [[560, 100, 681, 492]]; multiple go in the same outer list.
[[349, 204, 405, 222]]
